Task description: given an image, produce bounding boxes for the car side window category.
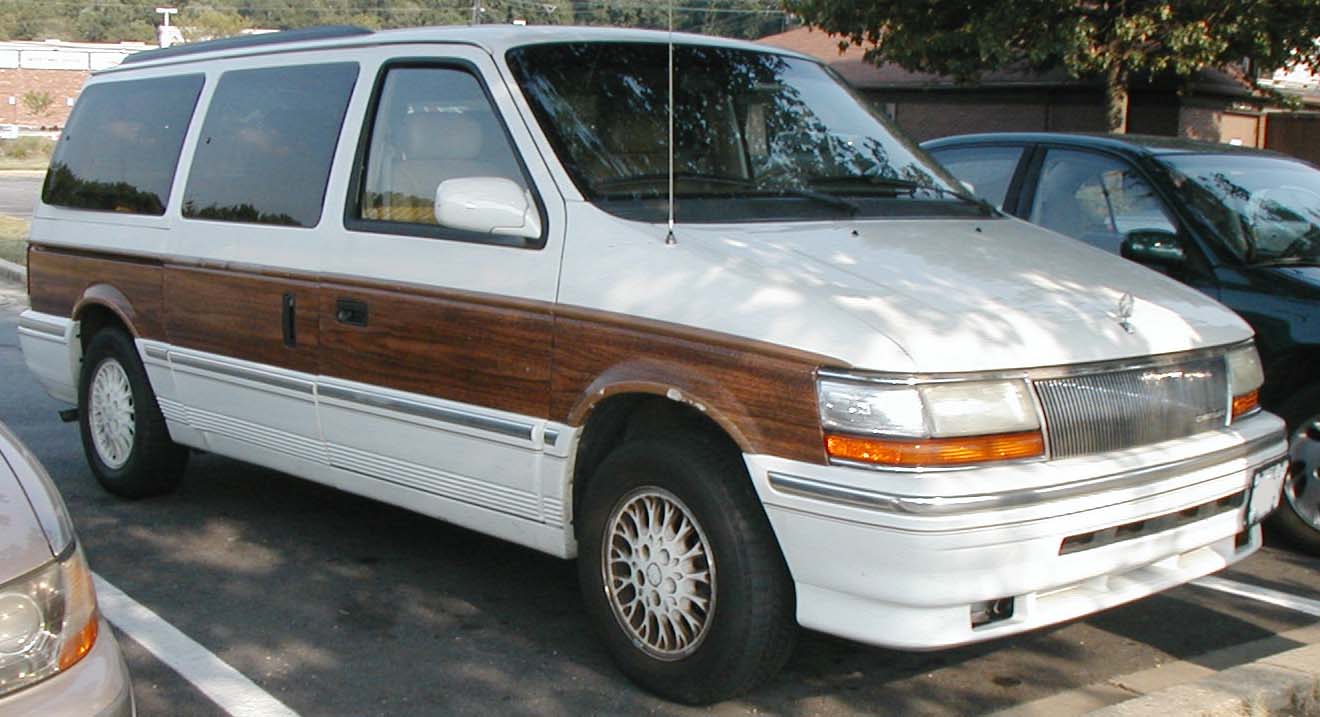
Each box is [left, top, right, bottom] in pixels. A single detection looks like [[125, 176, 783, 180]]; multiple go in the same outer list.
[[353, 65, 534, 241], [927, 145, 1023, 209], [43, 75, 204, 216], [1029, 149, 1177, 253], [183, 62, 359, 228]]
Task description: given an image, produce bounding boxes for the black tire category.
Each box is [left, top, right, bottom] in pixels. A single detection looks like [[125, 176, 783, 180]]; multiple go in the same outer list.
[[577, 433, 796, 705], [78, 328, 187, 498], [1268, 384, 1320, 555]]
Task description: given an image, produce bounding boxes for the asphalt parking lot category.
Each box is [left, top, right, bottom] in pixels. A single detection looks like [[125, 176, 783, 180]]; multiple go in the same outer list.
[[0, 172, 41, 218], [1, 283, 1318, 716]]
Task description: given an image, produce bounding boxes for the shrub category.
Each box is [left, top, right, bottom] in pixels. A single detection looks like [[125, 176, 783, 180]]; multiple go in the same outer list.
[[0, 136, 55, 160]]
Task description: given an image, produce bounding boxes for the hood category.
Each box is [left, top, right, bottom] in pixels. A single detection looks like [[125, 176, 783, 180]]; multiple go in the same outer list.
[[786, 217, 1250, 371], [559, 206, 1254, 374], [0, 456, 55, 584]]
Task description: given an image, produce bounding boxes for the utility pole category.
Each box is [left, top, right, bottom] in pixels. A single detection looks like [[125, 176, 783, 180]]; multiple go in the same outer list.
[[470, 0, 480, 25], [155, 7, 179, 47]]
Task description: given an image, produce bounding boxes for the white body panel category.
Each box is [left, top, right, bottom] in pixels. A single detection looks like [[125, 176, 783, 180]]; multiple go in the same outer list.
[[142, 340, 576, 557]]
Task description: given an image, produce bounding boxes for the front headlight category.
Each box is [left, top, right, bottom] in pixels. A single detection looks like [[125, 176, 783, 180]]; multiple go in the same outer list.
[[1226, 344, 1264, 421], [0, 547, 99, 698], [818, 375, 1044, 468]]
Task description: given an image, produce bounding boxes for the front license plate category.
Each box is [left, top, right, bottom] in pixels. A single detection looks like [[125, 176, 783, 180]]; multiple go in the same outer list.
[[1245, 459, 1289, 527]]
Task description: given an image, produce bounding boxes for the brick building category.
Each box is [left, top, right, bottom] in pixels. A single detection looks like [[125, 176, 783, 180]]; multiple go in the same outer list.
[[0, 40, 148, 129], [760, 27, 1320, 154]]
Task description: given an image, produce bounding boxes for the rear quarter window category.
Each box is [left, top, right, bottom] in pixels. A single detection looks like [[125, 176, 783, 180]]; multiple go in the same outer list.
[[182, 62, 358, 228], [42, 74, 205, 215]]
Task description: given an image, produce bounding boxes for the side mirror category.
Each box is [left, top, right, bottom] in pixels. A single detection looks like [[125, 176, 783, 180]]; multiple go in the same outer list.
[[435, 177, 542, 240], [1121, 229, 1186, 268]]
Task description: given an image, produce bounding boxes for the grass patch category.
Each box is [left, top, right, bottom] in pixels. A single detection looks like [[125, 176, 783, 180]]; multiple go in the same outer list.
[[0, 214, 29, 266], [0, 136, 53, 171]]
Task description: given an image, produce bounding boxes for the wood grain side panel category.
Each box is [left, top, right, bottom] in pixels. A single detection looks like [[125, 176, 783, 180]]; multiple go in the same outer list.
[[163, 266, 320, 373], [25, 246, 829, 464], [318, 283, 554, 418], [552, 313, 828, 465], [27, 245, 165, 338]]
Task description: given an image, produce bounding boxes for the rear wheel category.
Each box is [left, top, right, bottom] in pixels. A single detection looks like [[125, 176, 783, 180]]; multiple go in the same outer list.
[[1269, 384, 1320, 555], [577, 434, 796, 704], [78, 328, 187, 498]]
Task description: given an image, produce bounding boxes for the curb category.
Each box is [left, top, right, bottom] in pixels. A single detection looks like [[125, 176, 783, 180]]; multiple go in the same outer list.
[[1085, 642, 1320, 717], [0, 258, 24, 286]]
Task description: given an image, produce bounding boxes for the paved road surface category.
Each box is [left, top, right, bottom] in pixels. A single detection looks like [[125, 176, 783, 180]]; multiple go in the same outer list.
[[0, 171, 42, 218], [0, 284, 1316, 716]]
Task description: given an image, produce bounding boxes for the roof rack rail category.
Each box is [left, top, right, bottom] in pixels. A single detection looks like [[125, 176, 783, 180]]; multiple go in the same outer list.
[[120, 25, 373, 65]]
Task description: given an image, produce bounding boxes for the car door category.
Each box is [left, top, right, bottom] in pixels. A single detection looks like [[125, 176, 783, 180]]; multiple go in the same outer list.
[[162, 59, 360, 462], [924, 143, 1029, 211], [1018, 146, 1226, 299], [315, 47, 567, 533]]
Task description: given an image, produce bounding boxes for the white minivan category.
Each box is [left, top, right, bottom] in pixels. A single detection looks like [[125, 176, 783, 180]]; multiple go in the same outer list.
[[18, 25, 1289, 703]]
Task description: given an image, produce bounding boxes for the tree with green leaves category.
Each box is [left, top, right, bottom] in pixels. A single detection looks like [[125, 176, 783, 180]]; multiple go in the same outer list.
[[785, 0, 1320, 133]]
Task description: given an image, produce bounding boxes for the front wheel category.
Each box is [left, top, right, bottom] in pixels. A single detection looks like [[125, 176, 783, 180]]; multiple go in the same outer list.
[[1269, 385, 1320, 555], [577, 435, 796, 704], [78, 328, 188, 498]]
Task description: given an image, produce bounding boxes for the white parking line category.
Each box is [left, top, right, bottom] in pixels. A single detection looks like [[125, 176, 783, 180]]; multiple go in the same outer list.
[[93, 574, 301, 717], [1191, 575, 1320, 618]]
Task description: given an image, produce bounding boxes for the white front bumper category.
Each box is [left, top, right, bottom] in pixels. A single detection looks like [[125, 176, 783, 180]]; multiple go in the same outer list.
[[745, 411, 1288, 650]]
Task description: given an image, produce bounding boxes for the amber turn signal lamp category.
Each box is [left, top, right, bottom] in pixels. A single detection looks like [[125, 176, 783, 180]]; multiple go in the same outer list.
[[1231, 389, 1260, 421], [825, 431, 1045, 467], [57, 611, 98, 670]]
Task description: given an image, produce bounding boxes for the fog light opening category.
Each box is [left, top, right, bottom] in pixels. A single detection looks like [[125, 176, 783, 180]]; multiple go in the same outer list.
[[971, 597, 1015, 628]]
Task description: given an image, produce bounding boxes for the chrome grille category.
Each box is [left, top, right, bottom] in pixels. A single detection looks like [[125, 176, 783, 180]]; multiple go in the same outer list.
[[1035, 357, 1228, 459]]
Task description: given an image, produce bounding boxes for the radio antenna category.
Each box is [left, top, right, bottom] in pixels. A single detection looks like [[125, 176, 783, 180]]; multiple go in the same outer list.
[[665, 0, 677, 245]]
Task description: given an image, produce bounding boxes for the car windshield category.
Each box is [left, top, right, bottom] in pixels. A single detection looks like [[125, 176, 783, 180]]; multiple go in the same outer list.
[[1157, 153, 1320, 266], [506, 42, 986, 222]]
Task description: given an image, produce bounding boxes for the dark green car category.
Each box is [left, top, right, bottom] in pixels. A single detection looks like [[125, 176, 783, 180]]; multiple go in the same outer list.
[[924, 132, 1320, 554]]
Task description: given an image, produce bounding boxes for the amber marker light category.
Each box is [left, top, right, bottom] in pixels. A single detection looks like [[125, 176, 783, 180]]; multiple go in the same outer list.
[[825, 430, 1045, 468], [57, 612, 98, 670], [1231, 389, 1260, 421], [1226, 344, 1264, 423]]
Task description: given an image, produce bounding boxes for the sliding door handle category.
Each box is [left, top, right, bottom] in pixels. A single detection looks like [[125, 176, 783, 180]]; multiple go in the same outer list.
[[281, 293, 296, 347]]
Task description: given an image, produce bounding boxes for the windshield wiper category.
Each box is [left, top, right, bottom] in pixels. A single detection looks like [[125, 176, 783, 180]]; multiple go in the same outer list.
[[771, 186, 859, 214], [807, 175, 998, 214]]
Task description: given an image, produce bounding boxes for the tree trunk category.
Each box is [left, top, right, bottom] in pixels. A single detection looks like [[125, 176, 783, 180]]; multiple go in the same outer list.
[[1105, 63, 1129, 134]]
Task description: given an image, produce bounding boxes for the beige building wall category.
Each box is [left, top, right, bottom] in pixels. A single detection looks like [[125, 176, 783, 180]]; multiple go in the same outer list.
[[1180, 107, 1262, 147]]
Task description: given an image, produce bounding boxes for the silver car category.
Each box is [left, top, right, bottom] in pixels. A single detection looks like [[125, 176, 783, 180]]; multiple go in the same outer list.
[[0, 423, 133, 715]]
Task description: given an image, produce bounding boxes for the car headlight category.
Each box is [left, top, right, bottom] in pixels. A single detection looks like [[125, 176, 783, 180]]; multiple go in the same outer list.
[[0, 546, 99, 697], [1226, 344, 1264, 421], [818, 374, 1044, 468]]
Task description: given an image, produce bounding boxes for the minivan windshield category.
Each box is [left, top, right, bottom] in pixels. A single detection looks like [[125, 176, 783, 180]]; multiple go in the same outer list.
[[506, 42, 987, 222], [1158, 154, 1320, 266]]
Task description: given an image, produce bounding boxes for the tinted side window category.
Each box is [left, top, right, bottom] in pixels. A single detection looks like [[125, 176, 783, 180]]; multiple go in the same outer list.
[[927, 145, 1023, 209], [352, 65, 533, 241], [1029, 149, 1176, 253], [42, 75, 204, 215], [183, 63, 358, 228]]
